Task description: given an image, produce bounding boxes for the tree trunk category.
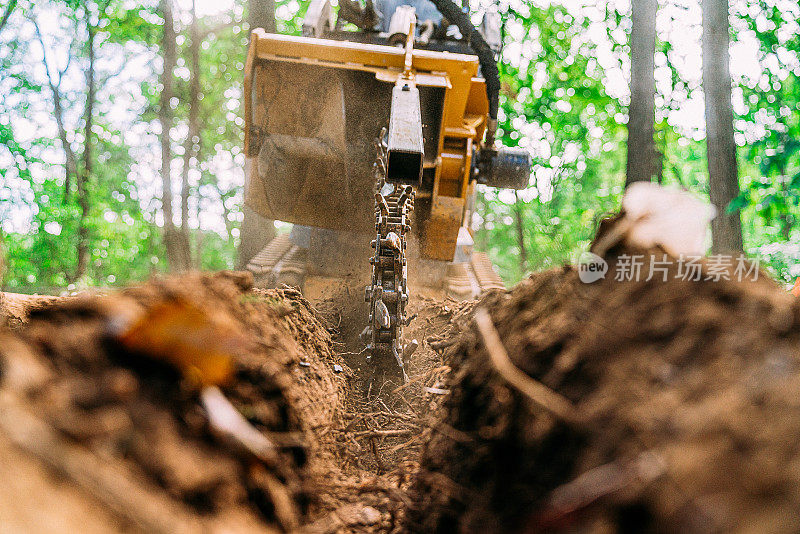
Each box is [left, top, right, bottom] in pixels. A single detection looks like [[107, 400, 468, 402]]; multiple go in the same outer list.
[[159, 0, 175, 232], [179, 0, 201, 266], [626, 0, 658, 187], [33, 14, 92, 282], [0, 0, 17, 34], [73, 19, 95, 282], [74, 18, 97, 280], [32, 18, 79, 201], [218, 191, 235, 245], [513, 191, 528, 277], [702, 0, 743, 253], [249, 0, 276, 33], [777, 162, 792, 241], [159, 0, 190, 271]]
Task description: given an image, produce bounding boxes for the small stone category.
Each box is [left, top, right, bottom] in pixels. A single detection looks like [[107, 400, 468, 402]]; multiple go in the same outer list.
[[333, 364, 343, 373]]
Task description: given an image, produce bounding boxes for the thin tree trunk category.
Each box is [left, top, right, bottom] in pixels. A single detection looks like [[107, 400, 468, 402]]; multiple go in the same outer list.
[[0, 0, 17, 34], [181, 0, 201, 232], [32, 18, 79, 200], [249, 0, 276, 33], [54, 86, 79, 201], [702, 0, 743, 253], [159, 0, 175, 231], [780, 213, 791, 241], [74, 20, 95, 281], [779, 166, 792, 241], [195, 231, 204, 268], [626, 0, 658, 186], [513, 191, 528, 276], [159, 0, 190, 271], [180, 0, 201, 266], [218, 191, 235, 245]]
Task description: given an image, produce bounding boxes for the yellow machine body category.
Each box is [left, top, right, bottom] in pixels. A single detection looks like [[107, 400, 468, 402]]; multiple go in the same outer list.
[[243, 29, 489, 261]]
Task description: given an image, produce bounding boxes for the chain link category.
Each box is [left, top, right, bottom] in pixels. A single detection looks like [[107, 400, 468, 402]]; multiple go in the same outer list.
[[364, 129, 415, 380]]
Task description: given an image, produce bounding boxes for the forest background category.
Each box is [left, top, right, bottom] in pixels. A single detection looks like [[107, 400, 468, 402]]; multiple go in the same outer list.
[[1, 0, 798, 292]]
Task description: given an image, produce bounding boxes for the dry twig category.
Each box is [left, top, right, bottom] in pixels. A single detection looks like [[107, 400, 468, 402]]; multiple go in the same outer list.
[[353, 429, 414, 439]]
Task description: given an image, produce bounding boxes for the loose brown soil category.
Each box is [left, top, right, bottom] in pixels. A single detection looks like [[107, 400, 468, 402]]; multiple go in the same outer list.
[[407, 248, 800, 534], [3, 245, 800, 534], [299, 278, 468, 531], [0, 271, 460, 533], [0, 291, 64, 328], [0, 271, 347, 533]]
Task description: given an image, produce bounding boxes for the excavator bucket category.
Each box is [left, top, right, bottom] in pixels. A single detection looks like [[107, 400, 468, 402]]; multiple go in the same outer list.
[[245, 56, 392, 232]]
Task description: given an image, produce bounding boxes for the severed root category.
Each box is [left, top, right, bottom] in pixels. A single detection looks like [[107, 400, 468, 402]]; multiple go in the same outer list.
[[532, 451, 666, 529], [474, 308, 578, 424], [200, 386, 283, 466]]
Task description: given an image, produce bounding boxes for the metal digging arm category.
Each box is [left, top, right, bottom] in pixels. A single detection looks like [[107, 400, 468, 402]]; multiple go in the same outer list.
[[365, 20, 422, 382]]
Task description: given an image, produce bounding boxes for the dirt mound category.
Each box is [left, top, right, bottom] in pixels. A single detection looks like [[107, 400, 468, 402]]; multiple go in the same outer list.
[[0, 292, 63, 328], [0, 271, 347, 533], [408, 250, 800, 533]]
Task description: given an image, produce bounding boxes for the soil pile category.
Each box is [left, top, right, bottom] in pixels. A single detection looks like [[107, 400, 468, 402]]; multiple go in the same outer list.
[[0, 271, 346, 533], [11, 232, 799, 533], [0, 272, 465, 534], [408, 249, 800, 533], [0, 291, 63, 328]]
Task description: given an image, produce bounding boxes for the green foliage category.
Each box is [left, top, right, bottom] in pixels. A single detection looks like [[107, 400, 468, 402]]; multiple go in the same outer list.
[[476, 0, 800, 285], [103, 4, 161, 46], [2, 0, 166, 290], [2, 0, 800, 291], [3, 117, 166, 290], [275, 0, 309, 35], [476, 1, 626, 284], [727, 0, 800, 280]]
